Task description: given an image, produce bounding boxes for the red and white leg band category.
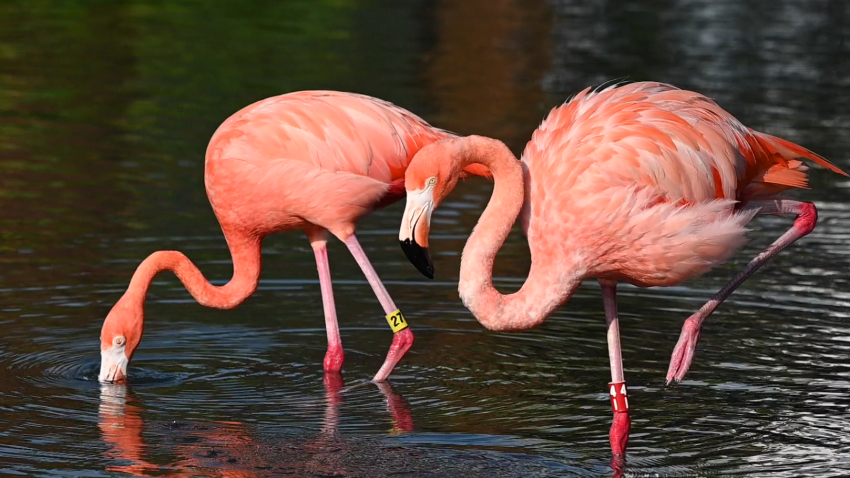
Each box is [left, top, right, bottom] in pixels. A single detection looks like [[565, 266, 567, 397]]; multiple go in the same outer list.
[[609, 381, 629, 413]]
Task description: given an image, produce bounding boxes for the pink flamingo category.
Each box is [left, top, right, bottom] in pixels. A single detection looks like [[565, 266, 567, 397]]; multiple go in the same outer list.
[[98, 91, 490, 384], [397, 81, 847, 458]]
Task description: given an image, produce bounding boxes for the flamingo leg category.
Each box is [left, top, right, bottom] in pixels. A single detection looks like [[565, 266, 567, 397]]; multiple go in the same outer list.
[[343, 234, 414, 382], [600, 279, 631, 460], [666, 199, 818, 384], [310, 234, 345, 373], [601, 279, 625, 384]]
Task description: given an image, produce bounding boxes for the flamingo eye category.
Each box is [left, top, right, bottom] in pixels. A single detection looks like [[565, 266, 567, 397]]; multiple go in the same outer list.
[[114, 336, 126, 346], [427, 177, 437, 186]]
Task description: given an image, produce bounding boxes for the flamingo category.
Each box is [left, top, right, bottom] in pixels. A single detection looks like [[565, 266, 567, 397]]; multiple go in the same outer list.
[[397, 81, 847, 458], [98, 91, 490, 384]]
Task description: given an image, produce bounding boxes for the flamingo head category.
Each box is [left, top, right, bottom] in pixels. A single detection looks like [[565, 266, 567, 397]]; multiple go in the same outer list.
[[400, 139, 468, 279], [99, 294, 144, 383]]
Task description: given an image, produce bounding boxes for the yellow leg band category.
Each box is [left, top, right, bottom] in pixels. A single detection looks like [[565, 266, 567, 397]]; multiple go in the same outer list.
[[385, 309, 409, 333]]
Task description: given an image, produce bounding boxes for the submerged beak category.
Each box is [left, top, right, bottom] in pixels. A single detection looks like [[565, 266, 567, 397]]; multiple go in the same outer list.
[[99, 345, 129, 383], [399, 188, 435, 279]]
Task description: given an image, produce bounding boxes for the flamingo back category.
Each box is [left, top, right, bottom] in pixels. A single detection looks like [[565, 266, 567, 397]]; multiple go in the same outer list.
[[524, 82, 843, 205], [206, 91, 456, 183]]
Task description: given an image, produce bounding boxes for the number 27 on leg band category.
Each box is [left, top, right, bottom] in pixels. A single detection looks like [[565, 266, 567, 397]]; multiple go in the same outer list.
[[385, 309, 409, 333]]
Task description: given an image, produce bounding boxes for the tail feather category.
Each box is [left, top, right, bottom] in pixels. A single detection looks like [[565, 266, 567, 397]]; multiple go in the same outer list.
[[761, 161, 810, 189], [753, 131, 848, 177]]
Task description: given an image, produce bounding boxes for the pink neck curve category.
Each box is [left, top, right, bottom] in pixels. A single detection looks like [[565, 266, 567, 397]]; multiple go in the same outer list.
[[451, 136, 579, 331], [126, 230, 261, 310]]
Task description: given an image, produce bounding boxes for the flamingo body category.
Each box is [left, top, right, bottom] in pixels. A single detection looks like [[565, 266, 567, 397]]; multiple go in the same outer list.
[[520, 82, 843, 288], [205, 91, 457, 237]]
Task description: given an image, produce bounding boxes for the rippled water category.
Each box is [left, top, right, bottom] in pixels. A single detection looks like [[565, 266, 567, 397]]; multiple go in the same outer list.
[[1, 0, 849, 476]]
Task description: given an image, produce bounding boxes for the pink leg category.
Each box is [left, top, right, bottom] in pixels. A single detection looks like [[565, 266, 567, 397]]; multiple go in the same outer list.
[[309, 233, 344, 373], [666, 199, 818, 384], [343, 234, 414, 382], [600, 279, 630, 460]]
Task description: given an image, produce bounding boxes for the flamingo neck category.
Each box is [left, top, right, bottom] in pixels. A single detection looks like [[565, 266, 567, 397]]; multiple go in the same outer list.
[[456, 137, 579, 331], [126, 231, 261, 309]]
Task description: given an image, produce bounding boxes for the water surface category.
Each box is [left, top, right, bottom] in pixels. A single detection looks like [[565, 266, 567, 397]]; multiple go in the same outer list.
[[1, 0, 849, 476]]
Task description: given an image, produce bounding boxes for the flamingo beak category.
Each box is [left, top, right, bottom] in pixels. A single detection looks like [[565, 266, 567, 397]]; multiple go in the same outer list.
[[99, 345, 129, 383], [399, 188, 435, 279]]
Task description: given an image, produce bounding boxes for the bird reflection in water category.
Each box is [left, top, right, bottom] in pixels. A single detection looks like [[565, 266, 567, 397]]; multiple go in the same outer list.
[[98, 375, 414, 477], [100, 378, 628, 476]]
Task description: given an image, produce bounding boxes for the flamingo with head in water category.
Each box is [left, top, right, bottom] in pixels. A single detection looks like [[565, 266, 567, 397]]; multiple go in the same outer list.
[[397, 81, 847, 457], [98, 91, 490, 384]]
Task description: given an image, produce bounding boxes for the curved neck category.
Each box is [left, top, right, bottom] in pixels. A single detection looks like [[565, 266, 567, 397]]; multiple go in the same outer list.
[[127, 231, 261, 309], [455, 136, 579, 331]]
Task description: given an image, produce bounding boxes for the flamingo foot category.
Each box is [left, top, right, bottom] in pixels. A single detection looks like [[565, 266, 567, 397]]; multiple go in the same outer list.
[[611, 452, 626, 478], [324, 344, 344, 373], [372, 328, 414, 382], [610, 411, 630, 457], [666, 317, 701, 384]]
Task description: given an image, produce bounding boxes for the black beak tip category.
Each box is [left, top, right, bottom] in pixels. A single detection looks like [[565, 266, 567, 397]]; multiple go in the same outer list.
[[399, 239, 434, 279]]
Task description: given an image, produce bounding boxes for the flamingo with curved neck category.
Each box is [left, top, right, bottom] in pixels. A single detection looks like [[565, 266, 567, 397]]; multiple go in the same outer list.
[[399, 81, 846, 458], [98, 90, 490, 384]]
